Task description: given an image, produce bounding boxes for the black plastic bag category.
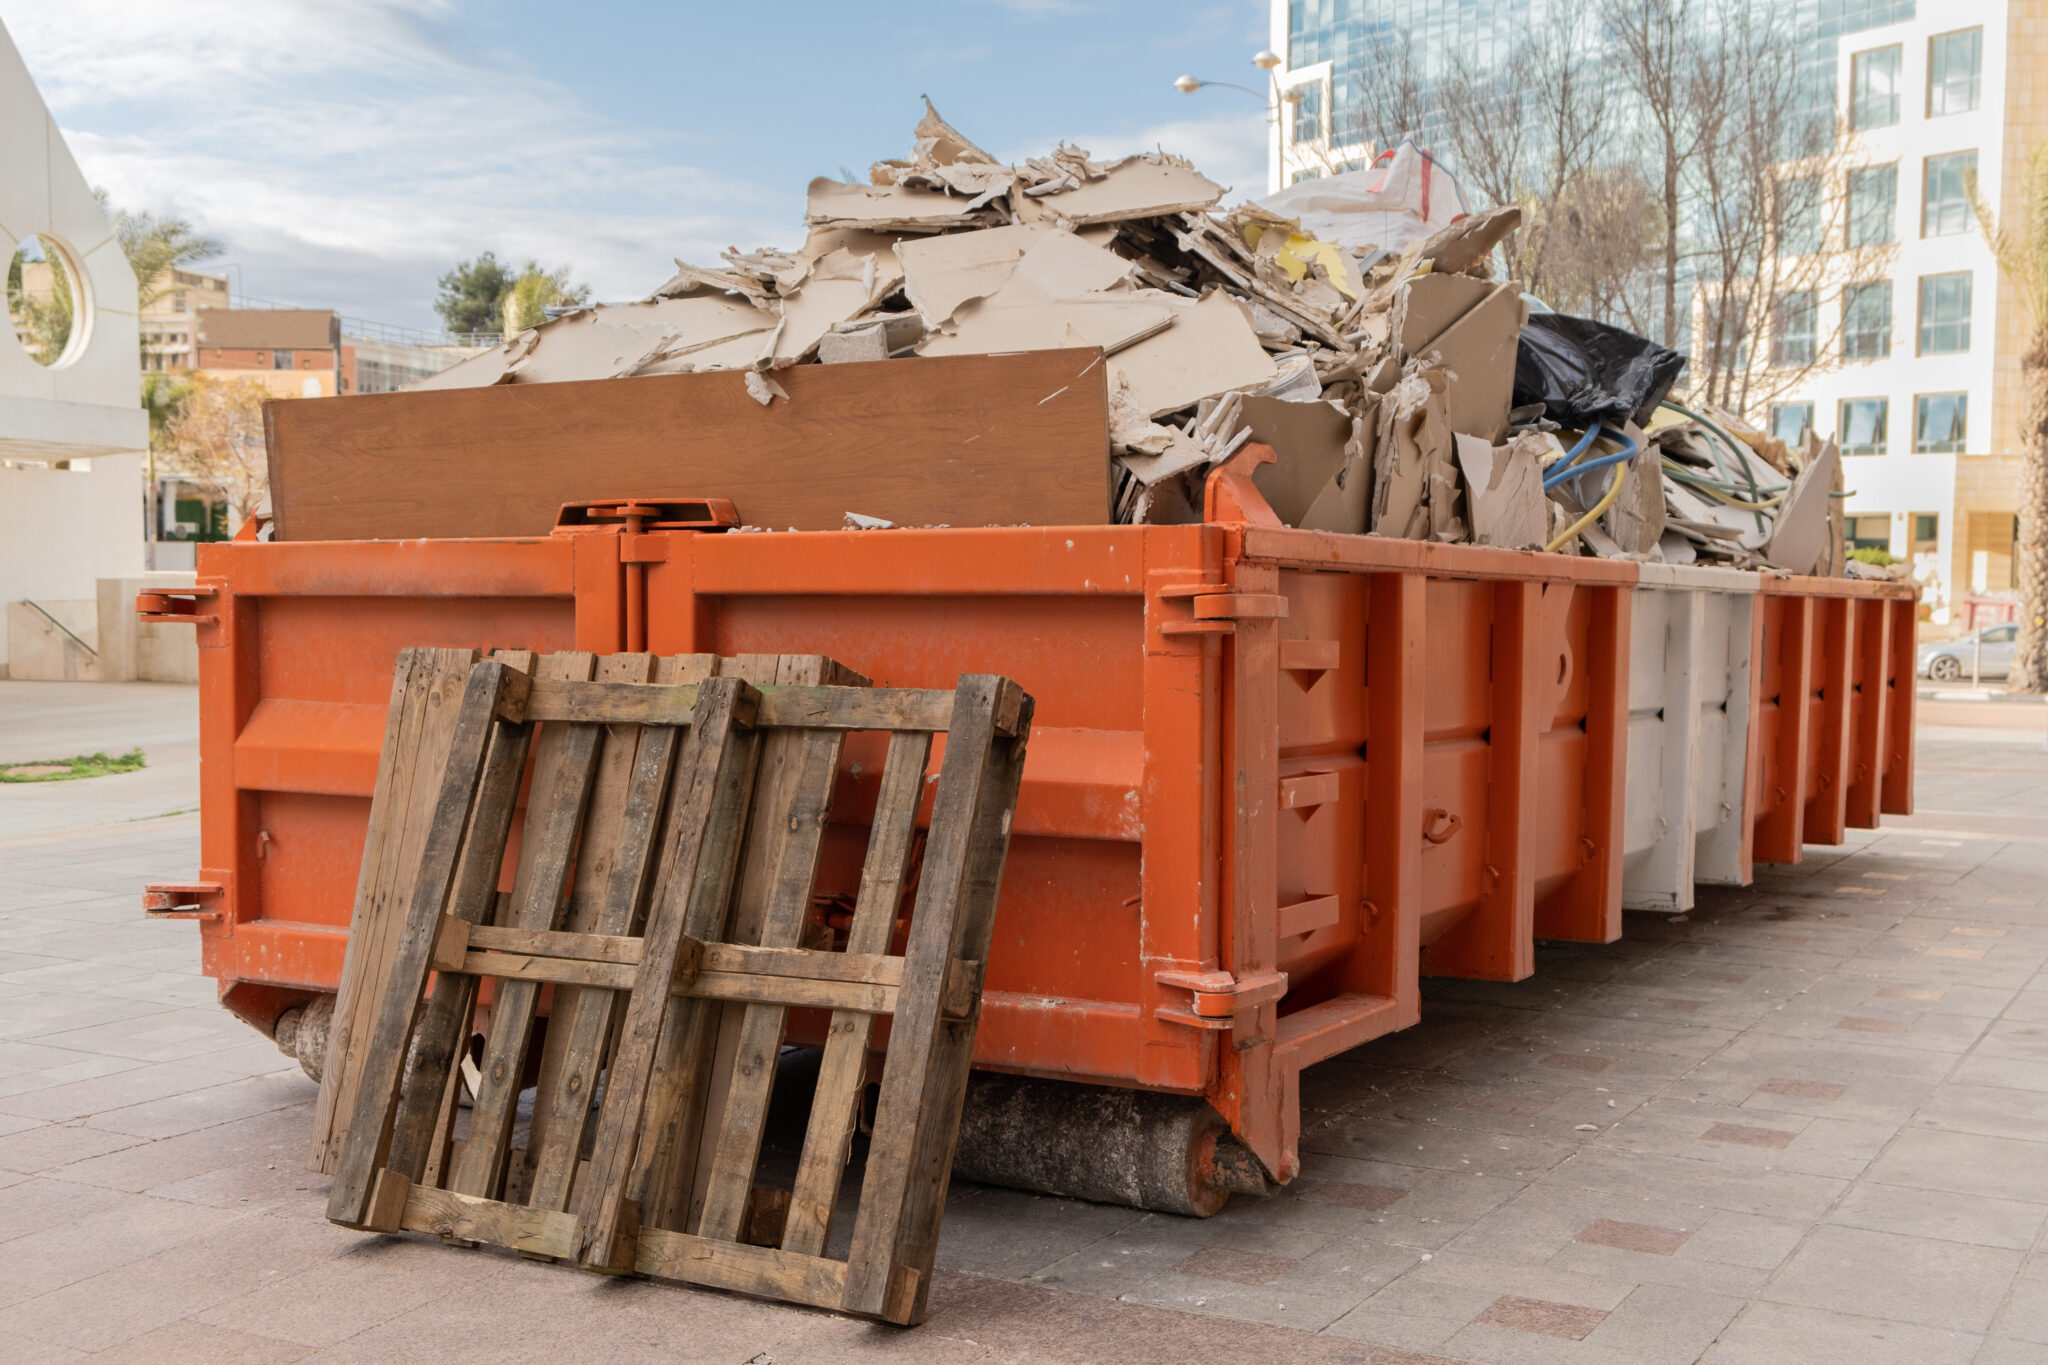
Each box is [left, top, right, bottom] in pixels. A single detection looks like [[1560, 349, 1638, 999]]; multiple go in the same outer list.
[[1512, 313, 1686, 430]]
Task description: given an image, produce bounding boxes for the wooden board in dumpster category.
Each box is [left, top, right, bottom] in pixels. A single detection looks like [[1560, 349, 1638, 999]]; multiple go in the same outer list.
[[263, 348, 1112, 541]]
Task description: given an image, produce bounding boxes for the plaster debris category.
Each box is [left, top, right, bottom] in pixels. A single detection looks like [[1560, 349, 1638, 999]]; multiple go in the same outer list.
[[393, 101, 1856, 573]]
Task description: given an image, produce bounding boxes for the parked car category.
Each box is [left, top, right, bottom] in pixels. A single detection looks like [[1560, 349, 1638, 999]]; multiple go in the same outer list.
[[1918, 623, 2018, 682]]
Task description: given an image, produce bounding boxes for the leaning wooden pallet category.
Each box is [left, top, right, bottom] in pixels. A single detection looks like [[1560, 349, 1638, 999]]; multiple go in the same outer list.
[[321, 649, 1031, 1326]]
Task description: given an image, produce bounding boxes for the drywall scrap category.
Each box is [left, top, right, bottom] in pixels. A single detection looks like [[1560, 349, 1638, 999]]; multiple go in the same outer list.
[[393, 100, 1856, 572]]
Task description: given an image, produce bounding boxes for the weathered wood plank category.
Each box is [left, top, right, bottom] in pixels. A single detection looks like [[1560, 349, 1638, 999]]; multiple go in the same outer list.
[[575, 678, 760, 1269], [696, 657, 849, 1245], [308, 648, 476, 1175], [633, 1227, 919, 1323], [522, 680, 959, 734], [842, 677, 1031, 1321], [450, 652, 601, 1203], [395, 1179, 581, 1258], [326, 657, 532, 1226], [782, 728, 933, 1258], [382, 653, 537, 1182]]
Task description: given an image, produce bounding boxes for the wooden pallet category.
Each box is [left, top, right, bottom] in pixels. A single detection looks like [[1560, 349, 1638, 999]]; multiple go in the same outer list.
[[321, 649, 1031, 1326]]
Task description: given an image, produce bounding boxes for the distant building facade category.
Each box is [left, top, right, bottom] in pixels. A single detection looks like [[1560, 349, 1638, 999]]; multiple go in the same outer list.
[[1267, 0, 2037, 624]]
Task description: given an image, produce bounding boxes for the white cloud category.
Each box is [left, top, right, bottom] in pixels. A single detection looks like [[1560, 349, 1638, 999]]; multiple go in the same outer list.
[[3, 1, 796, 329]]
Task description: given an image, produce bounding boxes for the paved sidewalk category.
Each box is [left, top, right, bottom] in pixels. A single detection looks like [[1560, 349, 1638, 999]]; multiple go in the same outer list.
[[0, 688, 2043, 1362]]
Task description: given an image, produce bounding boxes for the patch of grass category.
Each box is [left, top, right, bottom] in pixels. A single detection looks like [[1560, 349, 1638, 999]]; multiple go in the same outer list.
[[0, 749, 147, 783]]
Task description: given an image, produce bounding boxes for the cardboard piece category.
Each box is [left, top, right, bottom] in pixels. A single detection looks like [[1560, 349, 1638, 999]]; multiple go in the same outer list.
[[1297, 397, 1376, 535], [1455, 430, 1547, 550], [1392, 274, 1494, 355], [1425, 284, 1522, 443]]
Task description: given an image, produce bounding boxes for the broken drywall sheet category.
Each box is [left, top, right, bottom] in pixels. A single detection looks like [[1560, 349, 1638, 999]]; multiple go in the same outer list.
[[1416, 204, 1523, 276], [1028, 154, 1223, 225], [1456, 430, 1547, 549], [1108, 290, 1276, 418], [896, 224, 1048, 326], [1241, 394, 1351, 527], [1372, 371, 1449, 541], [1762, 435, 1839, 574], [806, 177, 1000, 232], [770, 244, 905, 364], [409, 327, 539, 390], [1601, 429, 1666, 555], [997, 229, 1137, 303], [1424, 283, 1523, 443], [919, 296, 1175, 360], [1393, 273, 1495, 357]]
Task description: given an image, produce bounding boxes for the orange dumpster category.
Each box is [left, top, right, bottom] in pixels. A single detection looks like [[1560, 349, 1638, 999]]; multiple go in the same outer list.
[[142, 455, 1917, 1209]]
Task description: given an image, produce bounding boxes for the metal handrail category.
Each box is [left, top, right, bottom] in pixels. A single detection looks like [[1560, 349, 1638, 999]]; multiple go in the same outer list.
[[18, 600, 98, 658]]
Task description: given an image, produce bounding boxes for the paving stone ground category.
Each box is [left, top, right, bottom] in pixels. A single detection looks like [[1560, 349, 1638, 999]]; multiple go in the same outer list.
[[0, 683, 2044, 1363]]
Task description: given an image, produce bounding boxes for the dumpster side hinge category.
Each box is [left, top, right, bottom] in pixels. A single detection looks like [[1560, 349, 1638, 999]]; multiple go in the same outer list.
[[136, 585, 219, 627], [1153, 966, 1288, 1030], [1154, 582, 1289, 637], [145, 881, 224, 920]]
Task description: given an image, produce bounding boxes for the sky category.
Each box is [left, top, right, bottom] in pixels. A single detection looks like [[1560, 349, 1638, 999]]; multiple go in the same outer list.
[[4, 0, 1276, 335]]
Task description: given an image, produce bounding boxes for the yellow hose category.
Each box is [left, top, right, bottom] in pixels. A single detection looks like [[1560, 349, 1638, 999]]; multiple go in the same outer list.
[[1545, 459, 1631, 554]]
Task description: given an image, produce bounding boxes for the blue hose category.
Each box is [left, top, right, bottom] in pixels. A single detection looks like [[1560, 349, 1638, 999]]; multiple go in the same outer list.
[[1542, 430, 1639, 492]]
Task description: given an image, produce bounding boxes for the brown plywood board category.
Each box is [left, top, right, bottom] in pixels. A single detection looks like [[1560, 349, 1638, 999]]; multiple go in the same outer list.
[[265, 349, 1111, 540]]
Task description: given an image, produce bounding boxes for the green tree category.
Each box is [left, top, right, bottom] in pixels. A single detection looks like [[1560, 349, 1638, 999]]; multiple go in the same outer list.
[[434, 253, 516, 335], [95, 189, 223, 314], [501, 261, 590, 334], [1975, 145, 2048, 693], [5, 238, 75, 362]]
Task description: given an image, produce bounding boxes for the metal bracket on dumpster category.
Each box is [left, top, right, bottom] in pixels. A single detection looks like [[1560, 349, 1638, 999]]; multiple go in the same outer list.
[[145, 882, 223, 921], [1154, 582, 1289, 637], [1152, 966, 1288, 1030], [136, 586, 218, 627], [553, 498, 739, 534]]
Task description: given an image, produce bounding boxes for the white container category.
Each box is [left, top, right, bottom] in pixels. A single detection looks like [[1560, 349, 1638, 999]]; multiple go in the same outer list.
[[1621, 564, 1760, 912]]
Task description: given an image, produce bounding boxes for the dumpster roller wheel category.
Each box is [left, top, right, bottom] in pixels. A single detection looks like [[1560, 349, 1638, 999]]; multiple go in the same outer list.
[[952, 1072, 1274, 1217]]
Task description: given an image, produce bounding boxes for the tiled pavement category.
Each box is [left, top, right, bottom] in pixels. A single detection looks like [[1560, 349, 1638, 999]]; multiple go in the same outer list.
[[0, 687, 2044, 1362]]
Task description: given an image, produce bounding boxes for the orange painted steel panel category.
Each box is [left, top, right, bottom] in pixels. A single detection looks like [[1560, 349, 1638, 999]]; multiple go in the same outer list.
[[165, 493, 1918, 1191]]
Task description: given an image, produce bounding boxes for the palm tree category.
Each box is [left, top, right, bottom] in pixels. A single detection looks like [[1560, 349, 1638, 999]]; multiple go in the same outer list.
[[1976, 145, 2048, 693], [94, 189, 222, 350]]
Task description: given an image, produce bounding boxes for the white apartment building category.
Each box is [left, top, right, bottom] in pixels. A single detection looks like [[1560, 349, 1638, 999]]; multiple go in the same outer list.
[[1264, 0, 2040, 625], [1768, 2, 2035, 623]]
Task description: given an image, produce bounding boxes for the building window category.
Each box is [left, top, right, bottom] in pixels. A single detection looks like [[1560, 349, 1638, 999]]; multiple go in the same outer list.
[[1922, 150, 1979, 236], [1842, 281, 1893, 359], [1913, 392, 1968, 452], [273, 349, 295, 370], [1848, 165, 1897, 247], [1772, 291, 1816, 366], [1771, 402, 1814, 448], [1847, 514, 1891, 550], [1914, 513, 1939, 544], [1918, 271, 1973, 354], [1851, 45, 1902, 130], [1840, 397, 1888, 455], [1292, 83, 1323, 144], [1927, 28, 1982, 117], [1777, 177, 1822, 256]]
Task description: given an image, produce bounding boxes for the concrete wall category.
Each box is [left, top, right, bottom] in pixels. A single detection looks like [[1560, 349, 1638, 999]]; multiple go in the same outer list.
[[0, 455, 145, 670], [96, 574, 198, 683]]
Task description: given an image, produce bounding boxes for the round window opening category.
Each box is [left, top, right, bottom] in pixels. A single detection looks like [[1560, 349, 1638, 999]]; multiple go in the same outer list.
[[7, 234, 91, 368]]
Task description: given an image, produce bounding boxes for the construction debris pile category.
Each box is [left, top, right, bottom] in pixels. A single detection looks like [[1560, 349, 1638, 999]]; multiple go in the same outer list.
[[417, 102, 1853, 575]]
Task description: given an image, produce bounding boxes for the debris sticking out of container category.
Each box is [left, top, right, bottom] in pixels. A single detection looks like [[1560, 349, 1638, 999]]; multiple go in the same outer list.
[[403, 101, 1866, 575]]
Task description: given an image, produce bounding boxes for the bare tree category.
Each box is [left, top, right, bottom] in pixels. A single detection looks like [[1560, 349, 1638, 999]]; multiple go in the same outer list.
[[1346, 31, 1430, 159], [1604, 0, 1721, 347], [1683, 8, 1897, 414]]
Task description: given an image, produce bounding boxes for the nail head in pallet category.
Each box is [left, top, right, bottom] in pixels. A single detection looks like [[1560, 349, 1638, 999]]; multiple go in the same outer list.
[[319, 648, 1030, 1326]]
